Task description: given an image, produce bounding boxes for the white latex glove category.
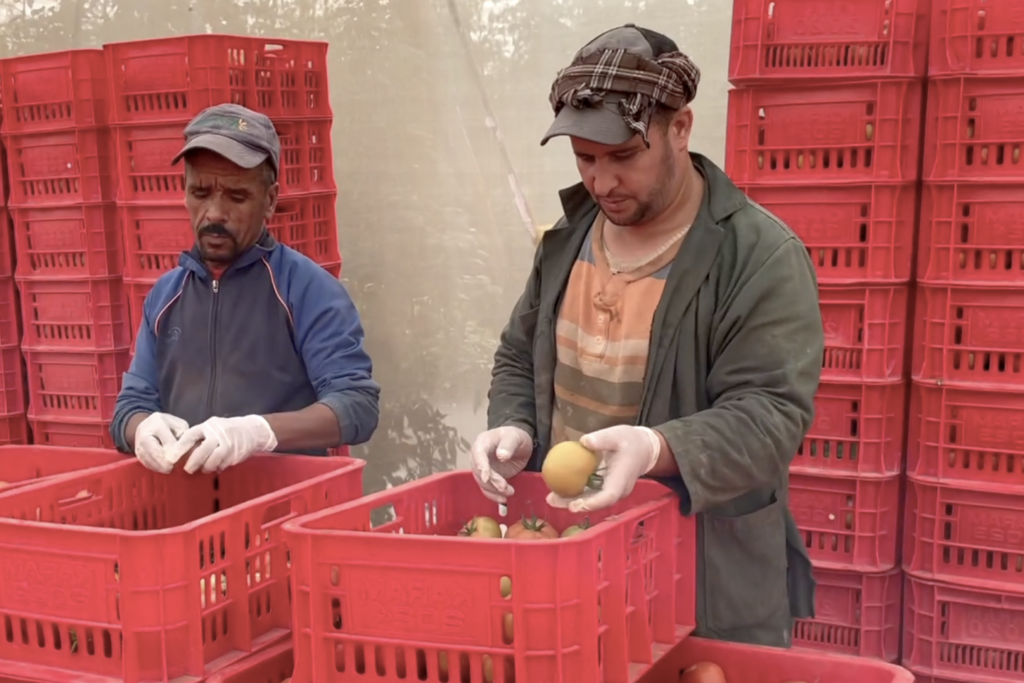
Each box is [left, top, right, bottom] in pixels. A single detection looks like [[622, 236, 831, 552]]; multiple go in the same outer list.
[[546, 425, 661, 513], [167, 415, 278, 474], [469, 425, 533, 503], [134, 412, 190, 474]]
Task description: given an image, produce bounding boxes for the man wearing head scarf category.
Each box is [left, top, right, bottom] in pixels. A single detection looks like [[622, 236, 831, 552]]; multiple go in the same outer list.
[[470, 25, 824, 646], [111, 104, 380, 475]]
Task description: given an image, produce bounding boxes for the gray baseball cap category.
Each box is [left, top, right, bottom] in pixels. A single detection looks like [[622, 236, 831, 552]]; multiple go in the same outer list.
[[541, 24, 681, 146], [172, 103, 281, 177]]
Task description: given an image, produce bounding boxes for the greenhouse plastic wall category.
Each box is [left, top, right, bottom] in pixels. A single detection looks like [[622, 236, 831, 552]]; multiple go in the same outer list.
[[0, 0, 732, 493]]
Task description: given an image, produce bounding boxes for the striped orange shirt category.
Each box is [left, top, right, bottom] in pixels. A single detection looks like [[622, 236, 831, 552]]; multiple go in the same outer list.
[[551, 214, 680, 446]]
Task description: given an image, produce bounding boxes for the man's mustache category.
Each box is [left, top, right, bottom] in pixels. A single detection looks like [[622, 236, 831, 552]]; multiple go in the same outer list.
[[198, 223, 235, 239]]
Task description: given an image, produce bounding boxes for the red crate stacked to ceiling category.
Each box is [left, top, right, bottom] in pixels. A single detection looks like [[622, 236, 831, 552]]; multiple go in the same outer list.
[[103, 35, 342, 354], [727, 0, 932, 662], [0, 84, 30, 446], [0, 49, 128, 449], [904, 4, 1024, 683]]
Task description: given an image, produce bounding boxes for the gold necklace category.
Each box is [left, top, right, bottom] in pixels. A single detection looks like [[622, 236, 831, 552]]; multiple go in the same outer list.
[[603, 221, 692, 275]]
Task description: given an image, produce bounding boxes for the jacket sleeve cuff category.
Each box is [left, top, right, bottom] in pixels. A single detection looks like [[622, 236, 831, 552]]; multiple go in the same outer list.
[[318, 391, 379, 447], [111, 409, 146, 454], [653, 418, 710, 513]]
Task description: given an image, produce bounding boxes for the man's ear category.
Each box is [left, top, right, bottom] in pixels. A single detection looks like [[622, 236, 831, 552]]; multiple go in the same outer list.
[[671, 106, 694, 153], [265, 182, 280, 222]]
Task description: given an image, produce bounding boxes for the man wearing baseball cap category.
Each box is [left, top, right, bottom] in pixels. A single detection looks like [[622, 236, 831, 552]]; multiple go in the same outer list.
[[471, 25, 823, 646], [112, 103, 380, 475]]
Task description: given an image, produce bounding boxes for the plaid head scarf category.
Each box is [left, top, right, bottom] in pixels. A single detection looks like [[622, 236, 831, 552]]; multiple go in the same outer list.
[[549, 48, 702, 146]]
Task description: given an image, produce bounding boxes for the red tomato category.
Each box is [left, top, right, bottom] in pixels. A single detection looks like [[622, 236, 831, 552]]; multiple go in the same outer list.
[[679, 661, 726, 683]]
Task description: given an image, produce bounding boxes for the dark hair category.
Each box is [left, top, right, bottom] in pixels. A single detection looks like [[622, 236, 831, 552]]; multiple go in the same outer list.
[[652, 102, 679, 130]]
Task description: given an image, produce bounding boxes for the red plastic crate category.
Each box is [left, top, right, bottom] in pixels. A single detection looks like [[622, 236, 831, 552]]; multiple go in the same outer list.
[[2, 127, 116, 206], [0, 49, 109, 134], [741, 183, 915, 283], [821, 284, 910, 382], [105, 35, 332, 124], [283, 470, 696, 683], [207, 641, 293, 683], [268, 192, 340, 266], [11, 203, 122, 278], [0, 413, 28, 446], [0, 345, 26, 416], [0, 277, 19, 347], [909, 380, 1024, 486], [23, 348, 130, 420], [276, 118, 336, 195], [793, 379, 906, 477], [111, 122, 187, 203], [0, 209, 13, 277], [918, 182, 1024, 284], [638, 635, 914, 683], [0, 453, 365, 683], [903, 572, 1024, 683], [930, 0, 1024, 76], [904, 475, 1024, 588], [794, 566, 902, 662], [119, 203, 192, 280], [726, 80, 924, 185], [924, 75, 1024, 181], [913, 284, 1024, 387], [0, 444, 123, 491], [729, 0, 930, 84], [789, 470, 901, 571], [17, 276, 131, 351], [29, 417, 115, 449]]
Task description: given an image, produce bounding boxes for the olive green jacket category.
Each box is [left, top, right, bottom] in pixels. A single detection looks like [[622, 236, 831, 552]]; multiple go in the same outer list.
[[487, 153, 823, 646]]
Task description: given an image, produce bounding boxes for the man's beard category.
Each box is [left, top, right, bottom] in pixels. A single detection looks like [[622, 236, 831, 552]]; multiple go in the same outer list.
[[196, 223, 241, 263]]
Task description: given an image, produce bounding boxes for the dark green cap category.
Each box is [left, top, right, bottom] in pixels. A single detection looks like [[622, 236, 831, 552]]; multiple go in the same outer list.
[[172, 103, 280, 177]]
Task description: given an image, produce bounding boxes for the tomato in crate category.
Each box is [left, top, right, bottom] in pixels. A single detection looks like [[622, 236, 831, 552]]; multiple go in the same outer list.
[[918, 182, 1024, 285], [913, 284, 1024, 387], [929, 0, 1024, 76], [793, 379, 907, 477], [726, 80, 924, 185], [740, 183, 916, 284], [729, 0, 930, 84], [924, 75, 1024, 181], [0, 453, 365, 683], [282, 470, 696, 683]]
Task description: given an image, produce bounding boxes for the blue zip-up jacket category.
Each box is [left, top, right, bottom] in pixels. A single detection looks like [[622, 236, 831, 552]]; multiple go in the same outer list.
[[111, 231, 380, 455]]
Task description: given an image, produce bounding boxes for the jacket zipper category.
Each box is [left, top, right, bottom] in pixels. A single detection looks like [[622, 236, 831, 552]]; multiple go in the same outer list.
[[205, 278, 220, 416]]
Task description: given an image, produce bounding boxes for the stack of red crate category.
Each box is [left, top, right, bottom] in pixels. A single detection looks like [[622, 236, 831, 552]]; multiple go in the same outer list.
[[726, 0, 931, 661], [903, 4, 1024, 683], [103, 35, 341, 354], [0, 49, 129, 449], [0, 88, 30, 446]]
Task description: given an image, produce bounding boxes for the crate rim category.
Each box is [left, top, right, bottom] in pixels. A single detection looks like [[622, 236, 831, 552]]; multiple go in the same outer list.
[[790, 467, 903, 483], [906, 468, 1022, 498], [281, 469, 680, 542], [0, 452, 366, 536], [101, 34, 330, 49]]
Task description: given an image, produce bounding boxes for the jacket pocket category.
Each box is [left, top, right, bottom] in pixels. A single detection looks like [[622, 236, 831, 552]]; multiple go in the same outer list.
[[703, 498, 791, 636]]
